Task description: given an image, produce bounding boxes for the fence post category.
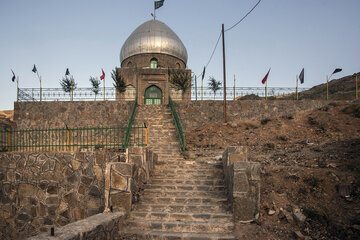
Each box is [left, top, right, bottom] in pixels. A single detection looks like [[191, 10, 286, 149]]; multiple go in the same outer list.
[[67, 129, 70, 152], [7, 131, 11, 152], [145, 127, 148, 148]]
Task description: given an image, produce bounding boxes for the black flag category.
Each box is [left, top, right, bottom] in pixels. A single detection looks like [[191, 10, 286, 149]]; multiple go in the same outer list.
[[201, 66, 206, 80], [155, 0, 164, 10], [332, 68, 342, 74], [11, 70, 16, 82], [65, 68, 70, 76], [32, 64, 37, 73], [299, 68, 304, 84]]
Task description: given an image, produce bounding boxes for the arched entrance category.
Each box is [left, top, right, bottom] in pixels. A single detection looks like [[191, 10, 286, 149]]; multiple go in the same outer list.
[[144, 85, 162, 104]]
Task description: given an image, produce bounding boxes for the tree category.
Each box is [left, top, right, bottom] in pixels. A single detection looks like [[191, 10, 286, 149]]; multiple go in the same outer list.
[[169, 69, 191, 98], [208, 77, 222, 100], [111, 69, 126, 98], [89, 77, 101, 100], [60, 76, 77, 100]]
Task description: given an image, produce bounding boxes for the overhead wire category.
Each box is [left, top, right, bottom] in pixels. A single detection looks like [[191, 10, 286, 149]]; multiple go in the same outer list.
[[195, 0, 262, 79], [225, 0, 262, 32]]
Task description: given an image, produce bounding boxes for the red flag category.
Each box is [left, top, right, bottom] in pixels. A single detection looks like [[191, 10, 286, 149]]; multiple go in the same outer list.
[[100, 69, 105, 80], [261, 68, 271, 84]]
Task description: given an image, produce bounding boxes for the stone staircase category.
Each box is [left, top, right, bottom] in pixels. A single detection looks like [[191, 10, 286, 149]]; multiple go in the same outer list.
[[121, 105, 235, 239]]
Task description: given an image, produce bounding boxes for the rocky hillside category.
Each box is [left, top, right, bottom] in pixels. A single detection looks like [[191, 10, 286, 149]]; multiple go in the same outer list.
[[186, 100, 360, 239], [289, 72, 360, 100]]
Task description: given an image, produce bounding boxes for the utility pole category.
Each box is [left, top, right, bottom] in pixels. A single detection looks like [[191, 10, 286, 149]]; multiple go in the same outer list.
[[222, 24, 227, 123]]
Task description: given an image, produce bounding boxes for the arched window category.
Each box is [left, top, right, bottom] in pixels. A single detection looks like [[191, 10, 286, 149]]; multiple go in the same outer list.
[[127, 61, 132, 67], [150, 58, 158, 69], [175, 62, 181, 69]]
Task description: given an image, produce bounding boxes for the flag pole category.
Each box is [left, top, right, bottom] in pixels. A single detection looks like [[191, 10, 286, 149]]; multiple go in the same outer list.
[[201, 77, 203, 101], [195, 75, 197, 101], [326, 75, 329, 100], [71, 76, 74, 101], [16, 76, 19, 102], [35, 71, 42, 102], [265, 80, 268, 100], [356, 74, 359, 100], [103, 76, 106, 101], [296, 74, 299, 101], [233, 74, 235, 100], [222, 23, 227, 123], [154, 2, 156, 20]]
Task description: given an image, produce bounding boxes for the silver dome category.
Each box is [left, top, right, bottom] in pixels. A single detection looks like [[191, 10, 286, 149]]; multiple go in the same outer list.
[[120, 20, 188, 64]]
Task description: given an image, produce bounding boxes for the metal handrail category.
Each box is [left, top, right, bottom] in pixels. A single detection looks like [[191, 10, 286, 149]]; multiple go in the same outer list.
[[123, 99, 138, 150], [168, 97, 186, 158]]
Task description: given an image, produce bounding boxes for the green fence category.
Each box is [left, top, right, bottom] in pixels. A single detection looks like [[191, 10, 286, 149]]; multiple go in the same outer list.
[[168, 97, 186, 158], [0, 126, 147, 152]]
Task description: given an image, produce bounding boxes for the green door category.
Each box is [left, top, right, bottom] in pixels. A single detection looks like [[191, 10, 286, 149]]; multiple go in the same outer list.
[[145, 85, 162, 105]]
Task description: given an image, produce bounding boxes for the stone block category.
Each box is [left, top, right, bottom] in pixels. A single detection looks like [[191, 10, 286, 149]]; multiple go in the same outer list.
[[128, 147, 143, 155], [18, 183, 37, 197], [112, 163, 132, 177], [72, 207, 85, 220], [110, 192, 132, 213], [95, 152, 105, 165], [233, 170, 249, 193], [111, 170, 129, 191], [222, 147, 260, 222]]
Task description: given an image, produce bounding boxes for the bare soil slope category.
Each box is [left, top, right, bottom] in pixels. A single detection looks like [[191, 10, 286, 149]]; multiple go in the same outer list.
[[186, 100, 360, 239]]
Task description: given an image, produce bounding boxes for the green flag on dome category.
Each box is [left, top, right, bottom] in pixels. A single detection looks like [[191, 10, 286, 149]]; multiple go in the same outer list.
[[155, 0, 164, 10]]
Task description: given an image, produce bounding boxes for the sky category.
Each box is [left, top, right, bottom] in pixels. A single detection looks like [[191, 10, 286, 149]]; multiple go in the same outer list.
[[1, 0, 359, 110]]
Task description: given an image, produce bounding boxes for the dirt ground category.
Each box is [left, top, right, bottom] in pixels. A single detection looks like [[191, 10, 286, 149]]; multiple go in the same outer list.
[[187, 100, 360, 239]]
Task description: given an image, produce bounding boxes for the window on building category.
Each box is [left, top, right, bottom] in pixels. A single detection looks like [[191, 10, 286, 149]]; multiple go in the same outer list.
[[175, 62, 181, 69], [150, 58, 158, 69], [127, 61, 132, 67]]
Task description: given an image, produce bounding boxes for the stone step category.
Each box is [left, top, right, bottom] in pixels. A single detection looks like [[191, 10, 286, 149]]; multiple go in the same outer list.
[[124, 219, 234, 234], [155, 162, 223, 170], [152, 168, 223, 175], [150, 178, 225, 186], [140, 196, 228, 205], [142, 190, 227, 198], [133, 204, 230, 214], [144, 184, 226, 192], [151, 174, 224, 180], [131, 211, 232, 223], [120, 230, 235, 240]]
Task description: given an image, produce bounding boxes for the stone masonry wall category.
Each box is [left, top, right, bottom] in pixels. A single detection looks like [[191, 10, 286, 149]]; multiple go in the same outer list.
[[175, 100, 328, 131], [222, 146, 261, 221], [14, 101, 133, 129], [0, 151, 125, 240]]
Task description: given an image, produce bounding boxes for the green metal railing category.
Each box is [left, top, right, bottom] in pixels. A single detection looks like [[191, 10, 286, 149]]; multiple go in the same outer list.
[[0, 126, 146, 152], [168, 97, 186, 157], [123, 99, 138, 150], [124, 67, 139, 150]]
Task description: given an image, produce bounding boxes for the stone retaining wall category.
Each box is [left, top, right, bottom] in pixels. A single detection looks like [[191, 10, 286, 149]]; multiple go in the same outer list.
[[0, 151, 125, 240], [27, 212, 126, 240], [14, 101, 133, 129], [175, 100, 327, 130], [222, 146, 261, 221]]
